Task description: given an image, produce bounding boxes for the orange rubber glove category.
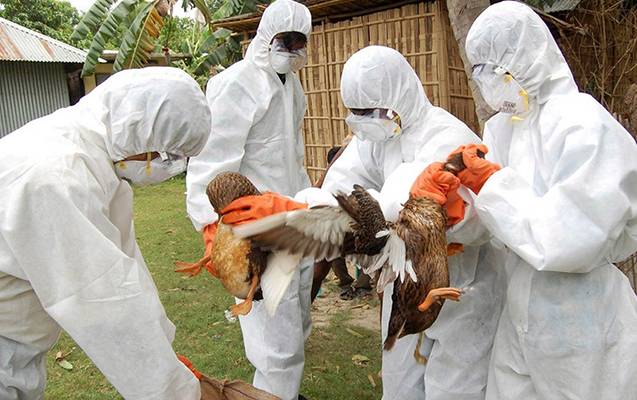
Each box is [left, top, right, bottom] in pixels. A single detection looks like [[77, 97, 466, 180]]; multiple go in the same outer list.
[[410, 162, 465, 227], [175, 223, 218, 278], [177, 354, 202, 380], [447, 144, 501, 194], [410, 162, 461, 204], [221, 192, 308, 226]]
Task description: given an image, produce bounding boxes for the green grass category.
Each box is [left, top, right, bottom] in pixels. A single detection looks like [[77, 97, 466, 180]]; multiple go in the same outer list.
[[45, 176, 382, 399]]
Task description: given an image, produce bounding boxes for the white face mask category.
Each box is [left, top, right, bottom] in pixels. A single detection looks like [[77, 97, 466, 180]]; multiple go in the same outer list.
[[115, 152, 186, 186], [269, 38, 308, 74], [345, 110, 402, 142], [473, 64, 529, 115]]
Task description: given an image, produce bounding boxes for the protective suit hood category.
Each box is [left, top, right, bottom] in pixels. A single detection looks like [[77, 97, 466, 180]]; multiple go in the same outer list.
[[244, 0, 312, 70], [77, 67, 210, 161], [340, 46, 431, 130], [465, 1, 578, 104]]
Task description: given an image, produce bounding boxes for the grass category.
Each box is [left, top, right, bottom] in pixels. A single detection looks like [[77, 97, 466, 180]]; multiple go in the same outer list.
[[45, 176, 382, 399]]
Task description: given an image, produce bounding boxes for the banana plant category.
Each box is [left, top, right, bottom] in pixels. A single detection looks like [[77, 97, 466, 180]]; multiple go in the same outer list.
[[72, 0, 211, 77], [172, 25, 241, 87], [72, 0, 267, 78]]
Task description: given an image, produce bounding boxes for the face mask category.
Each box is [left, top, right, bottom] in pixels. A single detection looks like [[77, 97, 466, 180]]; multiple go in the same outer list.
[[345, 111, 402, 142], [115, 152, 186, 186], [269, 38, 308, 74], [472, 64, 529, 115]]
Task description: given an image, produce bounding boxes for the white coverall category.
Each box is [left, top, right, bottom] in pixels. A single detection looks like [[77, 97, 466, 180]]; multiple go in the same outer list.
[[319, 45, 506, 400], [464, 2, 637, 399], [185, 1, 313, 399], [0, 67, 211, 400]]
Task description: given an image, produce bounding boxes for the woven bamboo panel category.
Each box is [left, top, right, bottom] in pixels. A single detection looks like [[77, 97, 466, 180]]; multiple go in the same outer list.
[[239, 0, 478, 183]]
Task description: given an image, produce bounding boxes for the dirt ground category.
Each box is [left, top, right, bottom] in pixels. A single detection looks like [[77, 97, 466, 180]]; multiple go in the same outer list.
[[311, 267, 381, 333]]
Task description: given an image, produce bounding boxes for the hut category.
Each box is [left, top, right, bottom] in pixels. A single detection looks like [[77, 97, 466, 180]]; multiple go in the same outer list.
[[0, 17, 87, 137], [214, 0, 478, 183]]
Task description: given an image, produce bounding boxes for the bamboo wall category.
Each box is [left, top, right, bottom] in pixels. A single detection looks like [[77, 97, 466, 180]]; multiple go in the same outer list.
[[241, 0, 478, 183]]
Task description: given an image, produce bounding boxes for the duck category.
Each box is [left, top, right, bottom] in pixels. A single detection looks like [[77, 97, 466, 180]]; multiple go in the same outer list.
[[232, 156, 467, 349], [176, 172, 303, 319]]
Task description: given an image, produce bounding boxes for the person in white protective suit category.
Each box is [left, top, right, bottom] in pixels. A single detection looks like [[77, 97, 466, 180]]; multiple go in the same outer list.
[[458, 2, 637, 399], [0, 67, 211, 400], [304, 45, 506, 400], [184, 1, 313, 399]]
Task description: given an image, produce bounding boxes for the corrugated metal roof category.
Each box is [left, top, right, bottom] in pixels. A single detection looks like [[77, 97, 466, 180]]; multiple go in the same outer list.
[[0, 17, 86, 63]]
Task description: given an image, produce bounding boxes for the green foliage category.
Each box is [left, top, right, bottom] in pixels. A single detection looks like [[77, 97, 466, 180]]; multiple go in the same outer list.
[[171, 24, 241, 87], [73, 0, 268, 79], [114, 1, 164, 71], [78, 0, 139, 77], [0, 0, 81, 44], [208, 0, 268, 20], [158, 15, 195, 51]]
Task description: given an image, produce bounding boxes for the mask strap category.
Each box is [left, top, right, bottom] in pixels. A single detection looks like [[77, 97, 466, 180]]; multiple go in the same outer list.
[[520, 88, 529, 111], [145, 152, 152, 176]]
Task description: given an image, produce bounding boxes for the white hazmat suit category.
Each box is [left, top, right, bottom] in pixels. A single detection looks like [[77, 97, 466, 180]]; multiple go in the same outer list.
[[185, 1, 313, 399], [318, 46, 506, 400], [465, 2, 637, 399], [0, 67, 211, 400]]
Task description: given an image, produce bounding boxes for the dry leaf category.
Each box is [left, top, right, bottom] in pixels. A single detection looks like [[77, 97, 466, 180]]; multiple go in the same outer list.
[[346, 328, 363, 338], [367, 374, 376, 388], [58, 359, 73, 371], [352, 354, 370, 366]]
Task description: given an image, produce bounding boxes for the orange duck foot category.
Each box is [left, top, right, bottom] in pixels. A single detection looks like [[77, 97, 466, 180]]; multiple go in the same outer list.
[[174, 256, 216, 277], [417, 287, 463, 312], [230, 300, 254, 317]]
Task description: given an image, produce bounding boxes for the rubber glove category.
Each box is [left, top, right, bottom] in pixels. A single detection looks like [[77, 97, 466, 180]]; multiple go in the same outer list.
[[221, 192, 308, 225], [447, 144, 501, 193], [410, 162, 461, 204], [175, 223, 218, 277], [177, 354, 202, 380]]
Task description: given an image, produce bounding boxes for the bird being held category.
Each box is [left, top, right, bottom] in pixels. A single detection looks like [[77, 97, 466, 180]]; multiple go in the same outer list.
[[176, 172, 305, 319], [232, 154, 470, 350]]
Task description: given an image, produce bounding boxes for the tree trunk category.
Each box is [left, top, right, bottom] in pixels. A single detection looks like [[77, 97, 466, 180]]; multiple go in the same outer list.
[[446, 0, 492, 130]]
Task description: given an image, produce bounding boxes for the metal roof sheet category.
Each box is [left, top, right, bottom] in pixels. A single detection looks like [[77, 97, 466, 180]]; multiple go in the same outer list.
[[0, 17, 86, 63]]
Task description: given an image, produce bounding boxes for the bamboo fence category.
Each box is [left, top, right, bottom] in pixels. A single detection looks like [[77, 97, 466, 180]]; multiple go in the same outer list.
[[240, 0, 478, 183]]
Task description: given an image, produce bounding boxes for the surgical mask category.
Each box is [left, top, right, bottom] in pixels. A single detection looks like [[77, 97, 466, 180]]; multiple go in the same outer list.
[[115, 152, 186, 186], [269, 38, 308, 74], [345, 109, 402, 142], [472, 64, 529, 115]]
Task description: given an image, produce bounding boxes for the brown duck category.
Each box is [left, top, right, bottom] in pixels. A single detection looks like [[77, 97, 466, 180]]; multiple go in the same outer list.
[[176, 172, 293, 319], [232, 156, 468, 350]]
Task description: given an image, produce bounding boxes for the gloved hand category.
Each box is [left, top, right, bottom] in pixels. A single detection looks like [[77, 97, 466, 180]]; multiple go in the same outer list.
[[410, 162, 461, 204], [221, 192, 308, 225], [447, 144, 501, 194], [410, 162, 465, 226], [177, 354, 202, 380], [175, 223, 218, 277]]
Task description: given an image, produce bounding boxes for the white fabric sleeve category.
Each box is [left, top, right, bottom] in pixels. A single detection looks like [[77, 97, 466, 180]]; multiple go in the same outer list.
[[321, 138, 381, 194], [8, 170, 199, 400], [294, 187, 338, 207], [446, 186, 491, 245], [186, 80, 260, 231], [475, 121, 637, 273]]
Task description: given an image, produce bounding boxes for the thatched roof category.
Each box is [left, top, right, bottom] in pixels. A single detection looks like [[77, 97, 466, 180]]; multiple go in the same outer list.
[[213, 0, 424, 32]]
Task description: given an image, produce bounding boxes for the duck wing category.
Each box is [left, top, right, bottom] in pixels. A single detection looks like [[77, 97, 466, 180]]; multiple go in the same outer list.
[[232, 185, 389, 261], [232, 206, 353, 262]]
